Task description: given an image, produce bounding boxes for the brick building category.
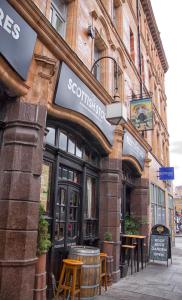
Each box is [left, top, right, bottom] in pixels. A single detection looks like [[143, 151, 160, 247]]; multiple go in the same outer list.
[[0, 0, 174, 299]]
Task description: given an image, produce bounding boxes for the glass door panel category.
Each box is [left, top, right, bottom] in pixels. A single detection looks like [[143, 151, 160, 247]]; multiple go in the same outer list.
[[67, 188, 80, 245]]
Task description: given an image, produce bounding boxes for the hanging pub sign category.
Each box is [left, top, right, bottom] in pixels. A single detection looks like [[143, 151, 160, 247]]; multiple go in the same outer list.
[[130, 98, 153, 131], [0, 0, 37, 80], [122, 131, 146, 169], [149, 224, 172, 266], [159, 167, 174, 180], [54, 62, 114, 145]]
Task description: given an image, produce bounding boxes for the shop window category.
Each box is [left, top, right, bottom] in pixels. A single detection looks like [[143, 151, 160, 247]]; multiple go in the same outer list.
[[46, 127, 56, 146], [55, 187, 66, 241], [59, 166, 81, 184], [150, 184, 165, 225], [76, 141, 83, 158], [40, 162, 52, 212], [83, 176, 98, 239], [85, 176, 96, 219], [49, 0, 67, 37], [46, 126, 100, 166], [59, 131, 67, 151], [68, 136, 75, 155]]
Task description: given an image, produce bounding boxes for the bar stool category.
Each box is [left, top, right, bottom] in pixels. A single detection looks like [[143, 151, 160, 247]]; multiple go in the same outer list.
[[121, 245, 136, 275], [99, 252, 107, 295], [56, 259, 83, 300]]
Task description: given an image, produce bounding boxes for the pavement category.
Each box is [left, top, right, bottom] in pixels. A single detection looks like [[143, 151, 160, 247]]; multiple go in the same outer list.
[[97, 237, 182, 300]]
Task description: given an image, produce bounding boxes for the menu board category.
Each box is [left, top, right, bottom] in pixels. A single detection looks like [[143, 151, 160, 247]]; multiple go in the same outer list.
[[150, 235, 169, 261]]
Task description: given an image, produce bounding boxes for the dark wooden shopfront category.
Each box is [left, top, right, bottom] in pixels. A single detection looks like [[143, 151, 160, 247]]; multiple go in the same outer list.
[[41, 119, 106, 294]]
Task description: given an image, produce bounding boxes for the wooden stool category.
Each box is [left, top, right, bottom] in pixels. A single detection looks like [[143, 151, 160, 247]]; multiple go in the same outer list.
[[56, 259, 83, 300], [121, 245, 136, 275], [99, 252, 107, 295]]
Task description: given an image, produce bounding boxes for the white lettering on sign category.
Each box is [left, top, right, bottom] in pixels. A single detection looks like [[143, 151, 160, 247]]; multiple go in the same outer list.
[[0, 7, 20, 39], [68, 78, 106, 123]]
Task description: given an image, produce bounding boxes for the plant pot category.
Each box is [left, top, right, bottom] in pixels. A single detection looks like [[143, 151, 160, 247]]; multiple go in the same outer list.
[[103, 241, 114, 257], [33, 253, 47, 300]]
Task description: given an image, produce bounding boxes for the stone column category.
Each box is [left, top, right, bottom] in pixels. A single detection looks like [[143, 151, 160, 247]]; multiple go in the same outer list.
[[130, 178, 150, 239], [0, 99, 46, 300], [99, 127, 123, 282]]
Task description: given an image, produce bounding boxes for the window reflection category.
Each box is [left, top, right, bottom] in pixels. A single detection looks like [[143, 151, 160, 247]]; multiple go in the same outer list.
[[46, 127, 55, 145], [85, 176, 96, 219], [68, 136, 75, 154], [59, 131, 67, 151]]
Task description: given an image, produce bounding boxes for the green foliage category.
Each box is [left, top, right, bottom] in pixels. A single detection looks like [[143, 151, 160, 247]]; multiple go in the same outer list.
[[124, 214, 139, 235], [37, 204, 51, 256], [103, 231, 112, 241]]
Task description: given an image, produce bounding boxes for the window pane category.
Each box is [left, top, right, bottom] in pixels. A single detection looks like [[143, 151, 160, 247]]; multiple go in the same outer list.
[[55, 222, 64, 240], [74, 171, 80, 184], [84, 147, 90, 161], [76, 142, 83, 158], [85, 177, 97, 219], [68, 137, 75, 154], [40, 162, 52, 212], [49, 7, 53, 22], [68, 170, 74, 181], [46, 127, 55, 145], [62, 168, 68, 180], [59, 131, 67, 151], [54, 13, 63, 34]]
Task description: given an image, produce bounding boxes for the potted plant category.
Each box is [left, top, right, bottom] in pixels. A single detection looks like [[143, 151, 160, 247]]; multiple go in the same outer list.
[[103, 231, 113, 257], [34, 204, 51, 300], [124, 214, 139, 235]]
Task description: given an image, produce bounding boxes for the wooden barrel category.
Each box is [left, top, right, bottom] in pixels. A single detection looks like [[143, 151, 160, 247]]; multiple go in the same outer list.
[[69, 246, 100, 299]]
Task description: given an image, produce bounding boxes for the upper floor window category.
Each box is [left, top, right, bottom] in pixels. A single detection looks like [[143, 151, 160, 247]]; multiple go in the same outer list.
[[130, 28, 135, 63], [49, 0, 67, 37], [93, 44, 101, 82]]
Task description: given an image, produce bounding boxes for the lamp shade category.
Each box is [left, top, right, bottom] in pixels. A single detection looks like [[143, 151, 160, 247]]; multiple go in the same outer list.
[[106, 102, 127, 125]]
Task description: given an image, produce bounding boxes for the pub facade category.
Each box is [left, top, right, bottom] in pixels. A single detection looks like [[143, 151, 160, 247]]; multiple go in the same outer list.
[[0, 0, 174, 299]]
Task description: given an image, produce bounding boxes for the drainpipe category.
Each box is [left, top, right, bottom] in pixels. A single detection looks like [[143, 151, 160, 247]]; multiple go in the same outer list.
[[136, 0, 143, 98]]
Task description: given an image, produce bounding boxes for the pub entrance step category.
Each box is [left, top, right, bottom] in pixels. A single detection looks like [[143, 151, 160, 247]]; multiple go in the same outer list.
[[96, 237, 182, 300]]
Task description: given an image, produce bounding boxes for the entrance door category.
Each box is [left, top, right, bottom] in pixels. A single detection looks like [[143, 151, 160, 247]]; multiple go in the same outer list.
[[55, 183, 81, 248], [52, 179, 81, 278]]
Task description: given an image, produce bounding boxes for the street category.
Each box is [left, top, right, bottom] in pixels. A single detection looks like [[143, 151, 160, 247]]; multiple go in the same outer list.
[[97, 237, 182, 300]]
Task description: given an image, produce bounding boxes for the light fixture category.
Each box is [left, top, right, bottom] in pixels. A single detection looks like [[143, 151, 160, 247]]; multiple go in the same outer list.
[[106, 101, 127, 125], [91, 56, 128, 125]]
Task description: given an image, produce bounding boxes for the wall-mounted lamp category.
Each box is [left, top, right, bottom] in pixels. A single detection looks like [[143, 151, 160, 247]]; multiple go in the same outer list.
[[91, 56, 127, 125], [106, 101, 127, 125]]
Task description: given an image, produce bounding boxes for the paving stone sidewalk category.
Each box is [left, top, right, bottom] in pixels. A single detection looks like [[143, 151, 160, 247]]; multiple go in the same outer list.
[[97, 237, 182, 300]]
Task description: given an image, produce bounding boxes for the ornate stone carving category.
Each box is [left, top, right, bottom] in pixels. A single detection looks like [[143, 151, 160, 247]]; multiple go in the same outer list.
[[34, 54, 57, 81]]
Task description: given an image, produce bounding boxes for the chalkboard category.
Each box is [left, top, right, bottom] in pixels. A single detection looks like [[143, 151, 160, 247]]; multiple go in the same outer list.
[[149, 224, 172, 266], [150, 235, 169, 261]]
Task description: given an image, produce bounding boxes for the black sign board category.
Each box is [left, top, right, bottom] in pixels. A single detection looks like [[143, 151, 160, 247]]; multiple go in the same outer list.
[[149, 224, 172, 266], [54, 62, 114, 145], [122, 131, 146, 169], [150, 235, 169, 261], [0, 0, 37, 80]]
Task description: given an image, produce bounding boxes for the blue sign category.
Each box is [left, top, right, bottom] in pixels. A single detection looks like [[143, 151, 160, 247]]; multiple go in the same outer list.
[[159, 167, 174, 180]]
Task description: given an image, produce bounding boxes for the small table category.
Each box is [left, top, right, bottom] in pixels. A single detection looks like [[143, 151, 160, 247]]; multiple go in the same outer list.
[[121, 234, 146, 272]]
